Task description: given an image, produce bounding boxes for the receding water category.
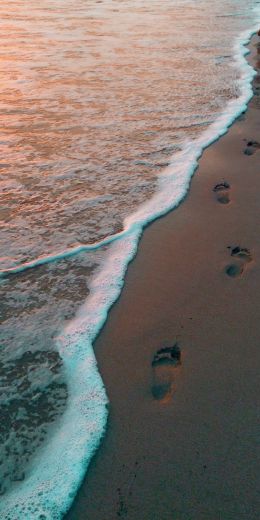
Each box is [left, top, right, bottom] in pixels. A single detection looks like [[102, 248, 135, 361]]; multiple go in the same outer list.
[[0, 0, 259, 518]]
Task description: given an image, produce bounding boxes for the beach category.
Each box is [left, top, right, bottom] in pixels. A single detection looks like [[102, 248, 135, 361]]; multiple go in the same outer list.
[[1, 4, 260, 518], [66, 35, 260, 520]]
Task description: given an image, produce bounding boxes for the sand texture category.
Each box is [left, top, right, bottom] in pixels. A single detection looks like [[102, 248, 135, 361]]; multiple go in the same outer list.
[[66, 36, 260, 520]]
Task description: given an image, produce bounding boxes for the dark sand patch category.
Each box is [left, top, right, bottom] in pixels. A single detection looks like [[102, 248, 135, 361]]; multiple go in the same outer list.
[[225, 263, 244, 277], [225, 246, 253, 278], [230, 246, 252, 261], [213, 181, 231, 204], [243, 139, 260, 155], [151, 344, 181, 401]]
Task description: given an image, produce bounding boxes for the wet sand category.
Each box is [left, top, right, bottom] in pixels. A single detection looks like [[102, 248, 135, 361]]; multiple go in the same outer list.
[[66, 36, 260, 520]]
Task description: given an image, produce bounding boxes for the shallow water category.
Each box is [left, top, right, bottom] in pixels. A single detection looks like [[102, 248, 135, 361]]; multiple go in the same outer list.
[[0, 0, 259, 518], [1, 0, 257, 268]]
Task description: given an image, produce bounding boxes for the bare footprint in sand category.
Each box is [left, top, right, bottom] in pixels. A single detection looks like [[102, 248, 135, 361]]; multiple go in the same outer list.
[[244, 140, 260, 156], [152, 343, 181, 401], [213, 182, 230, 204], [225, 246, 253, 278]]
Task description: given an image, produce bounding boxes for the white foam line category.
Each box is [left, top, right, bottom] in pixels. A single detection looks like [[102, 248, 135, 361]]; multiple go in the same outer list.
[[0, 28, 258, 280], [1, 20, 259, 520], [0, 228, 131, 278], [1, 21, 259, 281]]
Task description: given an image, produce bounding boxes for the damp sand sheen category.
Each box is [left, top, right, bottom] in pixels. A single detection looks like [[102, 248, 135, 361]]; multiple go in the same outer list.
[[1, 1, 260, 519]]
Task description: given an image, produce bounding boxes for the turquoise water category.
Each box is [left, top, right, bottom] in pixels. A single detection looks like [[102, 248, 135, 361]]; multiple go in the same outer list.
[[0, 1, 259, 518]]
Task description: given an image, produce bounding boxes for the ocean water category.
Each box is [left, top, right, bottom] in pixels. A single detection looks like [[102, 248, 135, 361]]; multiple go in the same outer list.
[[0, 0, 259, 518]]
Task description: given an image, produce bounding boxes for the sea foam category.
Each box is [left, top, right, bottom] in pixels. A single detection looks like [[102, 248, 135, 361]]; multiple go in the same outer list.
[[1, 18, 260, 520]]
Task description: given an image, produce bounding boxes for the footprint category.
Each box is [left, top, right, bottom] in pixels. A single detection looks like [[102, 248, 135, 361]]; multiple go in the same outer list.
[[225, 264, 243, 277], [230, 246, 252, 261], [213, 182, 230, 204], [243, 140, 260, 156], [225, 246, 252, 278], [151, 343, 181, 401]]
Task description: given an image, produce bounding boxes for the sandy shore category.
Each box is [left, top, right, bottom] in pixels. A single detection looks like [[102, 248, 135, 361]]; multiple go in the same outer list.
[[66, 36, 260, 520]]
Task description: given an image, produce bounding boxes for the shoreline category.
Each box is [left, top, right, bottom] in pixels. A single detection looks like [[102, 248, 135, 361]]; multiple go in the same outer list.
[[1, 28, 256, 279], [66, 35, 260, 520]]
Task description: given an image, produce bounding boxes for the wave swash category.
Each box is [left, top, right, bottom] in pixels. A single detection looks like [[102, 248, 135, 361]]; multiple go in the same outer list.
[[1, 1, 260, 519]]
